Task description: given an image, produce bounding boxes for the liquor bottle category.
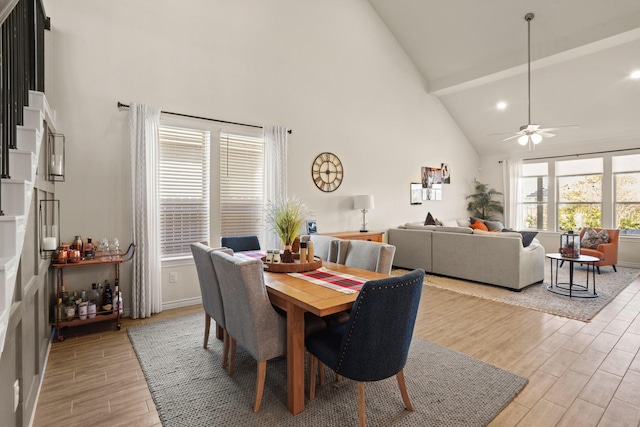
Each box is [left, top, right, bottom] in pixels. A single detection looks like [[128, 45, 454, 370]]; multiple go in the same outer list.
[[103, 282, 113, 312], [58, 284, 68, 302], [56, 298, 64, 322], [90, 283, 100, 305], [84, 238, 95, 260]]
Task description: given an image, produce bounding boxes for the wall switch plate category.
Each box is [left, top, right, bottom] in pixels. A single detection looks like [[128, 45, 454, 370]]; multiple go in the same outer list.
[[169, 272, 178, 283]]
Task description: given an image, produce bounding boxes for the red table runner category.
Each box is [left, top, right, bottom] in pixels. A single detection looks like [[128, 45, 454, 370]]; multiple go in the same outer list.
[[287, 267, 367, 294]]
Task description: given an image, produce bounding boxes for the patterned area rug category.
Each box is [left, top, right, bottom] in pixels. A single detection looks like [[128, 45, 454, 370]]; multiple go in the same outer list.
[[128, 313, 528, 427], [394, 265, 640, 322]]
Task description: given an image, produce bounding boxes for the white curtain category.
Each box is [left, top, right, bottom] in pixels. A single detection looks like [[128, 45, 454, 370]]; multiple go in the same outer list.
[[129, 103, 162, 319], [502, 159, 523, 230], [263, 126, 288, 249]]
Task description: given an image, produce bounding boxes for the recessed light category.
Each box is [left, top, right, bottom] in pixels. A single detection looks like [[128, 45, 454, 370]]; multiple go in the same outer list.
[[497, 101, 507, 110], [631, 70, 640, 79]]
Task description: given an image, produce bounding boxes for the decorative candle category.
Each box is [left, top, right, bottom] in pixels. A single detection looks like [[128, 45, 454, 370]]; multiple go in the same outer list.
[[51, 154, 63, 175], [42, 237, 57, 250]]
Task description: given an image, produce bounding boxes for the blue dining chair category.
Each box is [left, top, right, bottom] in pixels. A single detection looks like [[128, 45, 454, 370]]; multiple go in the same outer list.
[[305, 269, 424, 426], [220, 235, 261, 252]]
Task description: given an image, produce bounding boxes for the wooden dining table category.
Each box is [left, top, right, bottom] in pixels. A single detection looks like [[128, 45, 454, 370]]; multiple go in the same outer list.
[[263, 261, 388, 415]]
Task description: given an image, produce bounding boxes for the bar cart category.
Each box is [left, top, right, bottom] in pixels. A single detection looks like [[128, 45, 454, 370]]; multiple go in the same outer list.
[[51, 243, 135, 341]]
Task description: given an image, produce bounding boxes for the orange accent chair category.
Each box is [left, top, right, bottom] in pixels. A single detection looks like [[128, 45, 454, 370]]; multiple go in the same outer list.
[[579, 228, 620, 274]]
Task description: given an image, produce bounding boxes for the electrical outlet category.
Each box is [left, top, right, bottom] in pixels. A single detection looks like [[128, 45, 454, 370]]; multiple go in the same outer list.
[[169, 272, 178, 283], [13, 379, 19, 412]]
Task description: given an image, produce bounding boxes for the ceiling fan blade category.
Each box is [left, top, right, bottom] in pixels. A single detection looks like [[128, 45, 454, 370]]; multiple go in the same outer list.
[[525, 124, 540, 131], [539, 132, 556, 138], [502, 134, 521, 141]]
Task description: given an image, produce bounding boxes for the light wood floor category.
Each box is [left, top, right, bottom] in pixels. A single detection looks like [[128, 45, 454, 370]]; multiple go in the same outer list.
[[33, 274, 640, 427]]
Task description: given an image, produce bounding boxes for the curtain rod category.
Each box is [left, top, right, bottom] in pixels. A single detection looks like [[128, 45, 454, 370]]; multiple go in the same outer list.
[[499, 146, 639, 163], [117, 102, 292, 134]]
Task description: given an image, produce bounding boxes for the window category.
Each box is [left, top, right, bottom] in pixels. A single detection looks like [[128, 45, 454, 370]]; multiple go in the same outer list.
[[520, 162, 548, 230], [556, 158, 602, 231], [219, 132, 264, 242], [158, 125, 210, 258], [613, 154, 640, 234]]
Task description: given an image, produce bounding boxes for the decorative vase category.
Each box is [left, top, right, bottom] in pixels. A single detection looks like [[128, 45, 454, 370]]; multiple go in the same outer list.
[[281, 245, 294, 263]]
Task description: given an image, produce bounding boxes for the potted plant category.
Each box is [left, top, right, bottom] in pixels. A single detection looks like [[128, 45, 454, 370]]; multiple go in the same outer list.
[[265, 196, 311, 262], [466, 182, 504, 220]]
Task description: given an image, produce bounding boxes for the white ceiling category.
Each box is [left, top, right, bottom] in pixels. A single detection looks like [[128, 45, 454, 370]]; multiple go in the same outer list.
[[367, 0, 640, 156]]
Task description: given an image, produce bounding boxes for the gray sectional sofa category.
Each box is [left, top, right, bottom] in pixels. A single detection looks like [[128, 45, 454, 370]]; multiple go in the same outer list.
[[388, 222, 545, 290]]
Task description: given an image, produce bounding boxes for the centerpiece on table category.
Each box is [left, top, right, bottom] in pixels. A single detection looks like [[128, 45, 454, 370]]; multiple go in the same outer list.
[[265, 196, 311, 263]]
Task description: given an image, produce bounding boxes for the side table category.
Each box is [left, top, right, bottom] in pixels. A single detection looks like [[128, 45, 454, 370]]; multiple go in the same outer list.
[[320, 231, 384, 242], [546, 253, 599, 298]]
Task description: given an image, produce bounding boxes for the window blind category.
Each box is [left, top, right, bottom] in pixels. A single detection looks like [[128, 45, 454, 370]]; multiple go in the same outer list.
[[220, 133, 264, 240], [159, 125, 210, 258]]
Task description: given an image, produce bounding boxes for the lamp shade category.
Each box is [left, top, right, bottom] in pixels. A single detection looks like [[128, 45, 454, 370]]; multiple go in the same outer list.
[[353, 195, 374, 210], [517, 135, 529, 146]]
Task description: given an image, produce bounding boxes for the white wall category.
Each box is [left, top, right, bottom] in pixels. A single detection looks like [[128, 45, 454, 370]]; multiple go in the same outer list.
[[479, 138, 640, 267], [44, 0, 480, 307]]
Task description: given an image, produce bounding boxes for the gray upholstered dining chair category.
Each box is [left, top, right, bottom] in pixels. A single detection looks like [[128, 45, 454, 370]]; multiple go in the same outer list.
[[300, 234, 340, 262], [336, 240, 396, 274], [306, 269, 424, 427], [210, 250, 286, 413], [190, 243, 233, 368]]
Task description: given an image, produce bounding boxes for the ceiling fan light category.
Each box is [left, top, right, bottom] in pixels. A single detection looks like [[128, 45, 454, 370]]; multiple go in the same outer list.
[[531, 133, 543, 144], [517, 135, 529, 145]]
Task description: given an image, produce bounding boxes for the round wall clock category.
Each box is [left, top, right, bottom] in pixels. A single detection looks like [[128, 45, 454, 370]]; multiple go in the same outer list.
[[311, 152, 343, 192]]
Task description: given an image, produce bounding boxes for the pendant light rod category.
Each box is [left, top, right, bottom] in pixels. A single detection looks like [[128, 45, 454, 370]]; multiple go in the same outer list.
[[525, 12, 534, 126]]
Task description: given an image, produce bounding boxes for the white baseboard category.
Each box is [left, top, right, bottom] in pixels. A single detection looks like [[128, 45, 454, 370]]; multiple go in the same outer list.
[[162, 297, 203, 311]]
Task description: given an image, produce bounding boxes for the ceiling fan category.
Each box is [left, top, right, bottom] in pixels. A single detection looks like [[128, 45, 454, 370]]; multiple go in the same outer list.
[[500, 12, 576, 150]]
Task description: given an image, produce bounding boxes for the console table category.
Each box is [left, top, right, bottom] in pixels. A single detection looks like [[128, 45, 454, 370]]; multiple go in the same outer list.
[[546, 253, 599, 298], [320, 231, 384, 242]]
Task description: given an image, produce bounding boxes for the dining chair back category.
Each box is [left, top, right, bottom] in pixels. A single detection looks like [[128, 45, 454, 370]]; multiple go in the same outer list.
[[305, 268, 425, 426], [336, 240, 396, 274], [220, 235, 261, 252], [210, 250, 286, 412], [300, 234, 340, 262], [190, 243, 233, 359]]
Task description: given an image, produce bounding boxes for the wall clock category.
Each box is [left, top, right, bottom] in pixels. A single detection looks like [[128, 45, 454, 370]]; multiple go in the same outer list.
[[311, 152, 343, 192]]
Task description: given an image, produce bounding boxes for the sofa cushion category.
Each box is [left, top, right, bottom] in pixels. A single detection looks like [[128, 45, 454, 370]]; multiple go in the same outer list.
[[424, 212, 436, 226], [436, 226, 474, 234], [442, 219, 459, 227], [456, 219, 471, 227], [581, 228, 609, 249], [405, 222, 436, 230]]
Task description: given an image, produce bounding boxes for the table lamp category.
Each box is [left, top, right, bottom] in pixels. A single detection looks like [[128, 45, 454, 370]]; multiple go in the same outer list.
[[353, 195, 374, 232]]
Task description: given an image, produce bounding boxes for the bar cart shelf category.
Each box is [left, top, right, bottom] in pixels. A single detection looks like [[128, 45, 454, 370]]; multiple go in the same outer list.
[[51, 243, 135, 341]]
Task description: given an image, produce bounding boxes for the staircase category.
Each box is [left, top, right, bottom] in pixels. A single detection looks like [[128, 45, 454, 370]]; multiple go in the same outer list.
[[0, 91, 53, 356]]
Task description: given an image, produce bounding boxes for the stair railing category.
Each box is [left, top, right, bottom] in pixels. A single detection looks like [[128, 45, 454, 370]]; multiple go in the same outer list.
[[0, 0, 48, 216]]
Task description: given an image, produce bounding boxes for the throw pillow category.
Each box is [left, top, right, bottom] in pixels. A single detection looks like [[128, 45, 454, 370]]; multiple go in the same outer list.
[[435, 218, 443, 226], [581, 228, 609, 249], [469, 217, 481, 224], [519, 231, 538, 247], [484, 220, 505, 231], [424, 212, 436, 226], [501, 229, 538, 247], [470, 220, 489, 231]]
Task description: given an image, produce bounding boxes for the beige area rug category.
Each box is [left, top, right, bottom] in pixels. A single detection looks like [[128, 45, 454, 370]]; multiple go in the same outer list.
[[393, 265, 640, 322], [129, 313, 527, 427]]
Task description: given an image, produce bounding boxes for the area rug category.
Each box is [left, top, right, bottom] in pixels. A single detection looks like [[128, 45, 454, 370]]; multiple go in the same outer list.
[[128, 313, 528, 427], [397, 265, 640, 322]]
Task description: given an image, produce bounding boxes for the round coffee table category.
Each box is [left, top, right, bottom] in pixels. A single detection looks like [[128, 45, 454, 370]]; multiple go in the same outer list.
[[546, 253, 600, 298]]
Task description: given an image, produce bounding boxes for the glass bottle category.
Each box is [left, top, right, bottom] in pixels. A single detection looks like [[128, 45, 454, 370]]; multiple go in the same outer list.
[[103, 283, 113, 312], [84, 238, 95, 260], [72, 235, 84, 253], [56, 298, 64, 322]]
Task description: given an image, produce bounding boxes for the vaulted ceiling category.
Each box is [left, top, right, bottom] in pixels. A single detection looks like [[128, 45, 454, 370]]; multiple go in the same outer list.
[[368, 0, 640, 156]]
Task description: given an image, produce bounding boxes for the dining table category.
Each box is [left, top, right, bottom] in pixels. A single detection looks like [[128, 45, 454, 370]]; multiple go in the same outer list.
[[262, 260, 388, 415]]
